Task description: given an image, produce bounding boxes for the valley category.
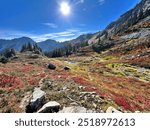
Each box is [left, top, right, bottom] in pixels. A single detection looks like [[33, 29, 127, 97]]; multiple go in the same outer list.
[[0, 50, 150, 112], [0, 0, 150, 113]]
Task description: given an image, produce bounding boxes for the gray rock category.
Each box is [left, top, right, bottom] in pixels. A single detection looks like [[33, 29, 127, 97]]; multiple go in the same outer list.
[[106, 106, 122, 113], [80, 91, 97, 96], [26, 88, 46, 113], [70, 102, 78, 106], [86, 110, 97, 113], [121, 29, 150, 40], [135, 111, 141, 113], [38, 101, 60, 113], [59, 106, 88, 113], [62, 86, 68, 91], [19, 92, 32, 112], [64, 66, 70, 71], [48, 64, 56, 70], [78, 86, 85, 90], [93, 103, 97, 108]]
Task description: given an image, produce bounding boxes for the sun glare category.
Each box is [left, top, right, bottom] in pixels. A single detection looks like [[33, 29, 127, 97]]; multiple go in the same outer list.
[[60, 2, 71, 16]]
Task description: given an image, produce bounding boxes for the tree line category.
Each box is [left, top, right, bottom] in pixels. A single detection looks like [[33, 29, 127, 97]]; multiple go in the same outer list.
[[20, 43, 42, 54], [0, 42, 42, 63], [0, 41, 89, 63], [45, 41, 89, 58]]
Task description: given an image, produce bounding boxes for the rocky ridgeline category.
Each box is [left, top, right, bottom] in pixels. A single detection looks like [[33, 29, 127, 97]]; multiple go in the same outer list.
[[19, 75, 123, 113]]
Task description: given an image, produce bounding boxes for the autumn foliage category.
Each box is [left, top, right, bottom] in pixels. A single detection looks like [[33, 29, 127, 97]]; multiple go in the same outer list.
[[0, 74, 23, 90]]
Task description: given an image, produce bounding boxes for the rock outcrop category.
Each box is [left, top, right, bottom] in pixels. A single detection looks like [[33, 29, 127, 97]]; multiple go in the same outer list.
[[88, 0, 150, 53], [106, 106, 122, 113], [38, 101, 60, 113], [59, 106, 88, 113], [19, 92, 32, 112], [26, 88, 46, 113]]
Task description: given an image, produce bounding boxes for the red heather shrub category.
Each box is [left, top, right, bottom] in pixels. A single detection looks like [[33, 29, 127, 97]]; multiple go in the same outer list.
[[130, 102, 143, 111], [114, 96, 132, 111], [72, 76, 106, 98], [38, 73, 46, 78], [22, 64, 33, 72], [72, 76, 92, 87], [61, 73, 72, 79], [135, 95, 150, 109], [0, 74, 23, 89], [0, 67, 10, 73], [85, 86, 97, 92], [28, 77, 39, 86], [114, 96, 143, 111]]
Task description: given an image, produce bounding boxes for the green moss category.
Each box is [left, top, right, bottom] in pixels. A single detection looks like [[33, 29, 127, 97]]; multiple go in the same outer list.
[[102, 56, 118, 61], [101, 100, 119, 112], [114, 72, 126, 76], [106, 63, 150, 81]]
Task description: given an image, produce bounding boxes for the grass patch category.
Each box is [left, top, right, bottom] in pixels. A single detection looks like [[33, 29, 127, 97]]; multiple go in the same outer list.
[[106, 63, 150, 81]]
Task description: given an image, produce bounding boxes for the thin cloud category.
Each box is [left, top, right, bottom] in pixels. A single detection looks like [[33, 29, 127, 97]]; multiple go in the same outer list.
[[98, 0, 105, 5], [43, 23, 58, 28], [34, 29, 81, 42], [0, 29, 89, 42], [75, 0, 84, 5], [0, 30, 33, 40]]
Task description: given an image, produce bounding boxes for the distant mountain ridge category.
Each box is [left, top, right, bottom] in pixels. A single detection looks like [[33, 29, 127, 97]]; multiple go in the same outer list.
[[0, 33, 93, 52], [38, 39, 66, 52], [0, 37, 65, 52], [0, 37, 36, 52]]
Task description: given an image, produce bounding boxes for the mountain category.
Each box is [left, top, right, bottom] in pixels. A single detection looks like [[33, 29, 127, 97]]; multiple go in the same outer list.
[[37, 34, 93, 52], [106, 0, 149, 35], [0, 0, 149, 54], [0, 33, 93, 53], [49, 0, 149, 57], [0, 37, 36, 52], [0, 37, 67, 53], [0, 0, 150, 113], [67, 34, 94, 44], [86, 0, 150, 69], [37, 39, 66, 52], [89, 0, 150, 45]]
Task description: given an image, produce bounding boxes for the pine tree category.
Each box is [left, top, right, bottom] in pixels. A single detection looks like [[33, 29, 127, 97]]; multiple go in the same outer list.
[[20, 43, 42, 54]]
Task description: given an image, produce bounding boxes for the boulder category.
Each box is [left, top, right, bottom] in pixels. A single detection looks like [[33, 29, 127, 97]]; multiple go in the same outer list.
[[106, 106, 122, 113], [48, 64, 56, 70], [64, 66, 70, 71], [38, 101, 60, 113], [59, 106, 87, 113], [19, 92, 32, 112], [135, 111, 141, 113], [0, 57, 9, 64], [86, 110, 97, 113], [26, 88, 46, 113]]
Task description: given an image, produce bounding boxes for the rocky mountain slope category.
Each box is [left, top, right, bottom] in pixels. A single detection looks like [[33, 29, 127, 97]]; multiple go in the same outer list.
[[89, 0, 150, 44], [66, 34, 93, 44]]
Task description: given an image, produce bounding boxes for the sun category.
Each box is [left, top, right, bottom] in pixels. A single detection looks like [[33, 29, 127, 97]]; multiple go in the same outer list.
[[60, 2, 71, 16]]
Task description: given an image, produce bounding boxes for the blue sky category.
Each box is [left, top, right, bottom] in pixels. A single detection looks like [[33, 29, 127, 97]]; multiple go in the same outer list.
[[0, 0, 141, 42]]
